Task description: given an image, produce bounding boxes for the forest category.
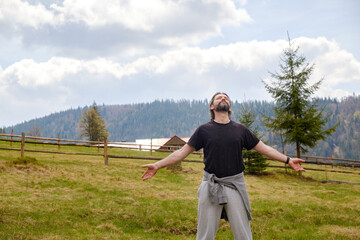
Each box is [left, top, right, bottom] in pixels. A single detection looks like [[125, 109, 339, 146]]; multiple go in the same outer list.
[[4, 95, 360, 160]]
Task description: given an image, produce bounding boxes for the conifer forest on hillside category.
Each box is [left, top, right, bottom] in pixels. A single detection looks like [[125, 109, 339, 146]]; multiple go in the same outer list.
[[5, 95, 360, 160]]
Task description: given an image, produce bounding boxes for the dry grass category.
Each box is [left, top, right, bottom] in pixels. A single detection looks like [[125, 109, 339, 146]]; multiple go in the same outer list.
[[0, 141, 360, 239], [319, 225, 360, 239]]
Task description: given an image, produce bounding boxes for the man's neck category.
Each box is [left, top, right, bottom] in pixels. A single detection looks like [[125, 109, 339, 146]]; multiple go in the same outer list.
[[213, 111, 230, 124]]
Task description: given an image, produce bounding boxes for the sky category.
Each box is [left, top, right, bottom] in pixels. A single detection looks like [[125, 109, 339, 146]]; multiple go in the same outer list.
[[1, 0, 359, 127]]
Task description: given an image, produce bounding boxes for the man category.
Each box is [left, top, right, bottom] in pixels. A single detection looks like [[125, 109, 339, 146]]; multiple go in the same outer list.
[[142, 92, 305, 240]]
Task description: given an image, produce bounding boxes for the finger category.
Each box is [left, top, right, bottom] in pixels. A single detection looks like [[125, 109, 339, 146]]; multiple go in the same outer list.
[[142, 174, 150, 180], [291, 162, 304, 172], [292, 158, 305, 163], [296, 166, 305, 171], [141, 164, 151, 168], [142, 173, 153, 181], [142, 170, 150, 179]]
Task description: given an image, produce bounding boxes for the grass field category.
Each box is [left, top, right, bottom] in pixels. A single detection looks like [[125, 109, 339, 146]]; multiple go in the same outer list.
[[1, 140, 360, 239]]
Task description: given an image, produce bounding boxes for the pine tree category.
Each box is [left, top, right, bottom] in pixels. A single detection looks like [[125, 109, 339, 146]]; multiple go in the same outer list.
[[263, 36, 337, 158], [79, 102, 109, 141], [239, 104, 268, 175]]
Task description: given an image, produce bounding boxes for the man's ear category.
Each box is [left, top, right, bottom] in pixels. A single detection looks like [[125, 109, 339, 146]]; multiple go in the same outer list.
[[210, 104, 215, 110]]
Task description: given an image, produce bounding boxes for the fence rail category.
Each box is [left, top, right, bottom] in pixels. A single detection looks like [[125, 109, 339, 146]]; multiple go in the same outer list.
[[1, 133, 359, 175], [0, 132, 194, 152]]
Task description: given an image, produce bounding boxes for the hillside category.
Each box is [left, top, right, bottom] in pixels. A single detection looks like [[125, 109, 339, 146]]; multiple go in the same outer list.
[[4, 96, 360, 160]]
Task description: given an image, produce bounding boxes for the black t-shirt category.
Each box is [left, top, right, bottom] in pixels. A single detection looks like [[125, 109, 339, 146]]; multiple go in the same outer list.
[[187, 120, 260, 178]]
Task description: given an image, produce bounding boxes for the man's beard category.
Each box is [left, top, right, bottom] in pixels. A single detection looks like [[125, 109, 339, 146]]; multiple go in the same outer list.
[[215, 102, 230, 112]]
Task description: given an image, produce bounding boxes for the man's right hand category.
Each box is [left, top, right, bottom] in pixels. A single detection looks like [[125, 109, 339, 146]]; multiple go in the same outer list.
[[141, 164, 159, 181], [141, 144, 195, 181]]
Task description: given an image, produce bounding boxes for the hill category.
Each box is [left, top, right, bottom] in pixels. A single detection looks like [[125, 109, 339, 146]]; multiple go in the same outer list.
[[4, 95, 360, 160]]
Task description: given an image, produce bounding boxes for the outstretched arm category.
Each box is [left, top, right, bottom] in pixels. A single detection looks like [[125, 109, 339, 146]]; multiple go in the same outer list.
[[253, 141, 305, 172], [141, 144, 195, 180]]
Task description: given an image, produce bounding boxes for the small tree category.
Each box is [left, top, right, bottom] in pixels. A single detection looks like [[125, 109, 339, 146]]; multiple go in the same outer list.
[[79, 102, 109, 141], [27, 125, 42, 137], [239, 104, 268, 175], [263, 35, 337, 158]]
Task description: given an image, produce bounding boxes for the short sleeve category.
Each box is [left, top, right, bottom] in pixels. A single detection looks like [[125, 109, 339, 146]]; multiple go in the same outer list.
[[242, 127, 260, 150], [187, 126, 204, 151]]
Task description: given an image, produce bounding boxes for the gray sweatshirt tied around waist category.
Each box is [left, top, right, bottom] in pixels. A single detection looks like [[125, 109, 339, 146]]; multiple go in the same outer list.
[[203, 171, 252, 221]]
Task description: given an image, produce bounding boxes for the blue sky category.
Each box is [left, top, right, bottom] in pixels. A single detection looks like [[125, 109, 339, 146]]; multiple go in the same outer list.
[[1, 0, 359, 127]]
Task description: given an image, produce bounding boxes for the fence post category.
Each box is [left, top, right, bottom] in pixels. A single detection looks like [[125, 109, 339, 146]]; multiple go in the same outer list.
[[285, 150, 288, 173], [10, 129, 13, 147], [58, 134, 60, 151], [21, 132, 25, 158], [104, 138, 108, 166], [150, 138, 152, 156], [331, 154, 334, 169]]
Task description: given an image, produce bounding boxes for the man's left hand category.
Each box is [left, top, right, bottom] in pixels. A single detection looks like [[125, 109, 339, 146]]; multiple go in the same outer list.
[[289, 158, 305, 172]]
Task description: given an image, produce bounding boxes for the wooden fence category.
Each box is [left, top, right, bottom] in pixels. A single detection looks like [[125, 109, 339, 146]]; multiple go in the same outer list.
[[0, 133, 359, 175], [0, 132, 203, 165]]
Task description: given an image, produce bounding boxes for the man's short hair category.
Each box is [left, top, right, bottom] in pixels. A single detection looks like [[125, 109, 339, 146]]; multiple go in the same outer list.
[[209, 92, 232, 120]]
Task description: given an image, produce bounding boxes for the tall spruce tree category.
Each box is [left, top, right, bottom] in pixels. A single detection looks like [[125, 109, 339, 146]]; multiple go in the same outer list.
[[263, 36, 337, 158], [79, 102, 109, 141], [239, 104, 268, 175]]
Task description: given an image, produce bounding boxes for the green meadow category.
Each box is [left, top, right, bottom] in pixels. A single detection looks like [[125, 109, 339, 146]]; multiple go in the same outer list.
[[0, 140, 359, 239]]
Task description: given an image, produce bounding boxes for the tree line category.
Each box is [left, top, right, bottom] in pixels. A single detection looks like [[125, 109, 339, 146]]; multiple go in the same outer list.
[[4, 96, 359, 159]]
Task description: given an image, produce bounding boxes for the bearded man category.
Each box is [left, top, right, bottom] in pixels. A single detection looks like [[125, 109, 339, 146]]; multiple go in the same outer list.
[[142, 92, 305, 240]]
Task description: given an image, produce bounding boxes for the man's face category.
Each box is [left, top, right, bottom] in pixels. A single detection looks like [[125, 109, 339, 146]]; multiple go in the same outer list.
[[211, 93, 231, 112]]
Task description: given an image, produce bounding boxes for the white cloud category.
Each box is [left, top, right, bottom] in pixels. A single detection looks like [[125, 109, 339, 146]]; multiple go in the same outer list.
[[0, 0, 252, 53], [264, 37, 360, 90], [0, 0, 58, 29], [52, 0, 252, 30], [50, 0, 171, 31], [1, 58, 82, 87], [235, 0, 248, 6], [1, 37, 359, 90], [127, 40, 285, 76], [314, 49, 360, 86], [316, 86, 357, 100], [294, 37, 360, 93]]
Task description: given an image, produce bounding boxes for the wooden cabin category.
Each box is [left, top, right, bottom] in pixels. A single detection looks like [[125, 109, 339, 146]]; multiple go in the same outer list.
[[157, 136, 190, 152]]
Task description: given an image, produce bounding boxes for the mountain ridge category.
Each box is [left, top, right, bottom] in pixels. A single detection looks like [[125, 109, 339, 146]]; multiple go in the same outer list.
[[4, 96, 360, 160]]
